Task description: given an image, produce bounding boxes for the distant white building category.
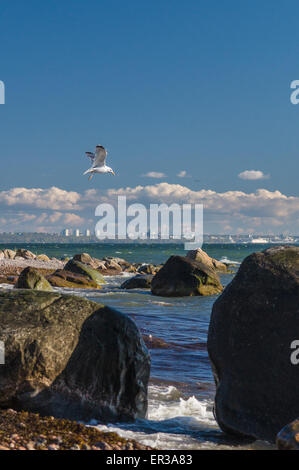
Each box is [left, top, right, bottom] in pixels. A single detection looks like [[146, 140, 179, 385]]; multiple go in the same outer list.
[[75, 229, 80, 237], [62, 228, 70, 237], [85, 229, 91, 237]]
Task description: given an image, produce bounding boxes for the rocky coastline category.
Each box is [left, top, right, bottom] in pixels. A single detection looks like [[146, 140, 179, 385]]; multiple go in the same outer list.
[[2, 244, 298, 450]]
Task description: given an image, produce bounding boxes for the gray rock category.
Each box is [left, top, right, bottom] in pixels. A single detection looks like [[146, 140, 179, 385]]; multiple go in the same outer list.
[[0, 290, 150, 422], [208, 246, 299, 442]]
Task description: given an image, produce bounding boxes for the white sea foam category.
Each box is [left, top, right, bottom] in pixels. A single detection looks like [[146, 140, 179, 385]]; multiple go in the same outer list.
[[91, 384, 223, 450], [91, 384, 273, 449], [219, 256, 241, 265], [150, 301, 173, 306]]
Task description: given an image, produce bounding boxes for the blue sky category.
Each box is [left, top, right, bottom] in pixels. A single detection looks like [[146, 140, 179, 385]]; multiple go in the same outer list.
[[1, 0, 299, 234]]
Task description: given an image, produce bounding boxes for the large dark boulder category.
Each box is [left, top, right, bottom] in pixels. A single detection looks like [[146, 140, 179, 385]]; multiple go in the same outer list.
[[208, 246, 299, 442], [15, 267, 53, 292], [0, 290, 150, 422], [121, 274, 153, 290], [151, 255, 223, 297]]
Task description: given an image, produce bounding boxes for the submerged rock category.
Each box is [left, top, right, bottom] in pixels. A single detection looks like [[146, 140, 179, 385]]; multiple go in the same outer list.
[[121, 274, 153, 289], [151, 255, 223, 297], [0, 290, 150, 422], [186, 248, 227, 272], [208, 245, 299, 442], [15, 267, 53, 292]]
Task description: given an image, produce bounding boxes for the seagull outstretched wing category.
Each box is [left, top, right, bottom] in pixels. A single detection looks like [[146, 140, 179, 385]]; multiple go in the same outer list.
[[86, 152, 95, 163], [93, 145, 107, 168]]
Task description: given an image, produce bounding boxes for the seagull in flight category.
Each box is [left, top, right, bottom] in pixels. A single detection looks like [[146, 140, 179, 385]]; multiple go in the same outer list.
[[83, 145, 115, 181]]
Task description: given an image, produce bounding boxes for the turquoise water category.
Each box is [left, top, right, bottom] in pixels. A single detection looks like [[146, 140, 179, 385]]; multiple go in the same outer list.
[[0, 241, 277, 265], [0, 243, 280, 449]]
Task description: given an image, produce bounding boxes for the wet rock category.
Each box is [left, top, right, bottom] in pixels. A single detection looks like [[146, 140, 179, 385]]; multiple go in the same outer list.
[[0, 290, 150, 422], [208, 246, 299, 442], [15, 267, 53, 292], [63, 259, 105, 285], [121, 274, 153, 289], [151, 255, 223, 297], [186, 248, 227, 272], [47, 269, 101, 289]]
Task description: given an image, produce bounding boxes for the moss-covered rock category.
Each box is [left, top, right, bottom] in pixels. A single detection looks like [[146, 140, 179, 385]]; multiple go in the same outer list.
[[64, 259, 105, 285], [15, 267, 53, 291], [47, 269, 101, 289], [151, 255, 223, 297]]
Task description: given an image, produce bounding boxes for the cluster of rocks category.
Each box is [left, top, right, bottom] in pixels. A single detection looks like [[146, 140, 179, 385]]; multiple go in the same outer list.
[[208, 245, 299, 448], [2, 247, 231, 298], [1, 248, 53, 262], [121, 248, 228, 297]]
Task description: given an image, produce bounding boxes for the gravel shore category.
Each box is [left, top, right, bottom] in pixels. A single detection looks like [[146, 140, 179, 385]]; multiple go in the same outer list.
[[0, 409, 152, 451]]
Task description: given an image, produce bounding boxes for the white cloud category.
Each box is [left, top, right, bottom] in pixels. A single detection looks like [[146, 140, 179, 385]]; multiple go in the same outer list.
[[177, 170, 187, 178], [0, 187, 81, 210], [1, 183, 299, 233], [141, 172, 166, 178], [238, 170, 270, 180]]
